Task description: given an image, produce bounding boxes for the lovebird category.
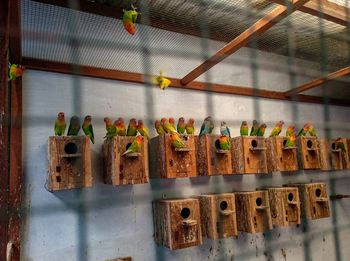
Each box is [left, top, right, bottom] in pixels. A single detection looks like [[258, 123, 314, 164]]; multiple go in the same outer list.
[[154, 120, 166, 135], [153, 71, 171, 90], [335, 138, 346, 152], [185, 118, 195, 135], [220, 121, 231, 138], [170, 133, 186, 148], [115, 117, 126, 136], [297, 123, 311, 137], [122, 6, 139, 35], [104, 117, 117, 140], [169, 117, 176, 129], [54, 112, 66, 136], [199, 116, 214, 136], [308, 124, 318, 137], [285, 125, 296, 137], [250, 120, 259, 136], [177, 117, 186, 134], [9, 64, 25, 81], [122, 135, 144, 156], [67, 115, 80, 136], [257, 123, 267, 137], [284, 135, 296, 148], [269, 121, 284, 137], [127, 118, 138, 136], [240, 121, 249, 136], [82, 115, 94, 144], [219, 135, 231, 150], [161, 118, 177, 133], [137, 120, 150, 139]]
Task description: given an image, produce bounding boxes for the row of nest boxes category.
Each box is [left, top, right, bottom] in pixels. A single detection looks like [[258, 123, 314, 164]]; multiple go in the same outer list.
[[47, 135, 350, 191], [153, 183, 330, 250]]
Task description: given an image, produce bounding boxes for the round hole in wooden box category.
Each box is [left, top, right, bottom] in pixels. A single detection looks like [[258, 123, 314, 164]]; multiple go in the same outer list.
[[288, 193, 294, 202], [256, 197, 263, 206], [181, 207, 191, 219], [331, 142, 336, 150], [220, 200, 228, 211], [251, 139, 258, 148], [64, 142, 78, 154], [307, 140, 313, 149], [283, 139, 287, 146], [315, 188, 321, 197]]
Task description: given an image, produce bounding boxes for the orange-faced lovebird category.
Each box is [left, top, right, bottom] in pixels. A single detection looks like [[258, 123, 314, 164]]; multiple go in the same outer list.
[[240, 121, 249, 136], [250, 120, 259, 136], [297, 123, 311, 137], [161, 118, 177, 133], [82, 115, 94, 144], [154, 120, 166, 135], [269, 121, 284, 137], [308, 124, 318, 137], [127, 118, 138, 136], [137, 120, 149, 139], [170, 133, 186, 148], [284, 135, 296, 148], [219, 135, 231, 150], [122, 6, 139, 35], [9, 64, 25, 81], [185, 118, 195, 135], [115, 117, 126, 136], [285, 125, 296, 137], [335, 138, 346, 153], [54, 112, 66, 136], [122, 135, 144, 156], [104, 117, 117, 140], [257, 123, 267, 137], [199, 116, 214, 136], [169, 118, 176, 129], [220, 121, 231, 138], [177, 117, 186, 134], [67, 115, 80, 136]]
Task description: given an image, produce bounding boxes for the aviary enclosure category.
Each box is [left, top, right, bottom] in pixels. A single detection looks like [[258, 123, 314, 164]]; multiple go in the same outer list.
[[1, 0, 350, 260]]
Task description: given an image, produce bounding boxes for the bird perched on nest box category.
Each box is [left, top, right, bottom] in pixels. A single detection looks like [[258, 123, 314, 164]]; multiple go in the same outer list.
[[54, 112, 66, 136], [122, 5, 139, 35], [186, 118, 195, 135], [220, 121, 231, 138], [160, 118, 177, 134], [153, 71, 171, 90], [285, 125, 295, 137], [250, 120, 259, 136], [154, 120, 166, 135], [219, 135, 231, 150], [257, 123, 267, 137], [115, 117, 126, 136], [170, 132, 186, 149], [199, 116, 214, 136], [297, 123, 311, 137], [269, 121, 284, 137], [104, 117, 116, 140], [67, 116, 80, 136], [137, 119, 149, 139], [127, 118, 138, 136], [240, 121, 249, 136], [284, 135, 296, 148], [122, 135, 144, 155], [82, 115, 95, 144], [177, 117, 186, 134]]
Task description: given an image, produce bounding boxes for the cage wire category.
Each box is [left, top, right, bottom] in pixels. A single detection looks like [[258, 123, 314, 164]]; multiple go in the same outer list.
[[17, 0, 350, 260]]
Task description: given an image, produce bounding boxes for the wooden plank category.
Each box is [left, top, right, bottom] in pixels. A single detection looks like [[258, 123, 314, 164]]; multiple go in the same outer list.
[[0, 0, 10, 260], [284, 66, 350, 96], [270, 0, 349, 26], [180, 0, 310, 85]]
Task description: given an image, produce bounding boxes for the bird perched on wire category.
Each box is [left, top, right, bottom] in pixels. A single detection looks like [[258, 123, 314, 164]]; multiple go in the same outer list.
[[199, 116, 214, 136], [67, 115, 80, 136], [54, 112, 66, 136], [170, 132, 187, 148], [9, 63, 25, 81], [153, 71, 171, 90], [257, 123, 267, 137], [115, 117, 126, 136], [104, 117, 116, 141], [127, 118, 138, 136], [269, 121, 284, 137], [250, 120, 259, 136], [240, 121, 249, 136], [122, 135, 144, 156], [122, 4, 139, 35], [220, 121, 231, 138], [177, 117, 186, 134], [82, 115, 94, 144], [285, 125, 296, 137], [161, 118, 177, 133], [154, 120, 166, 135], [137, 119, 149, 139], [185, 118, 195, 135]]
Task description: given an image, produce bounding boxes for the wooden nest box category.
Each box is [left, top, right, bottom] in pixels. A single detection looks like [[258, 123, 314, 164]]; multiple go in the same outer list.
[[296, 136, 320, 170], [198, 193, 237, 240], [47, 136, 92, 191], [153, 198, 202, 250], [266, 137, 298, 172], [103, 136, 149, 185], [319, 138, 349, 171], [231, 136, 268, 174], [235, 191, 272, 233], [196, 135, 233, 176], [150, 134, 197, 178]]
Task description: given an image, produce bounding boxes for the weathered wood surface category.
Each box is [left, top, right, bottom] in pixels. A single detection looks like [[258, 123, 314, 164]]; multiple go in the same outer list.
[[267, 187, 301, 226], [319, 139, 332, 171], [48, 136, 92, 191], [231, 136, 268, 174], [105, 257, 132, 261], [103, 136, 149, 185], [235, 191, 272, 233], [296, 136, 320, 170], [266, 137, 298, 172], [196, 135, 233, 176], [198, 193, 237, 240], [286, 183, 330, 220], [150, 134, 196, 179], [153, 198, 202, 250]]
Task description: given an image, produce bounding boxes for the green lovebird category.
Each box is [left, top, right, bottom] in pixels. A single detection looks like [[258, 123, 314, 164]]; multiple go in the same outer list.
[[170, 133, 186, 148], [82, 115, 94, 144], [250, 120, 259, 136], [336, 138, 346, 153], [104, 117, 117, 141], [185, 118, 195, 135], [284, 135, 296, 148], [285, 125, 296, 137], [154, 120, 166, 135], [177, 117, 186, 134], [257, 123, 267, 137], [54, 112, 66, 136], [308, 124, 318, 137], [240, 121, 249, 136], [115, 118, 126, 136], [67, 115, 80, 136], [122, 135, 144, 155], [269, 121, 284, 137], [137, 119, 150, 139], [127, 118, 138, 136], [297, 123, 311, 137], [199, 116, 214, 136], [219, 135, 231, 150], [161, 118, 177, 133]]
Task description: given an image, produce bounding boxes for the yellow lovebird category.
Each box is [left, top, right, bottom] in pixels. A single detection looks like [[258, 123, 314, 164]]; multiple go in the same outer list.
[[153, 71, 171, 90]]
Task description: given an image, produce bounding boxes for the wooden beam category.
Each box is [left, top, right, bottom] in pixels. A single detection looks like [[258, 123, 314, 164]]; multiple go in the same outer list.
[[22, 57, 350, 107], [180, 0, 310, 85], [284, 66, 350, 96], [270, 0, 349, 26]]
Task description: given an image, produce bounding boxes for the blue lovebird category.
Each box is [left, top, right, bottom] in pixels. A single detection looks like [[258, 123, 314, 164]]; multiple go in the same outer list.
[[199, 116, 214, 136]]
